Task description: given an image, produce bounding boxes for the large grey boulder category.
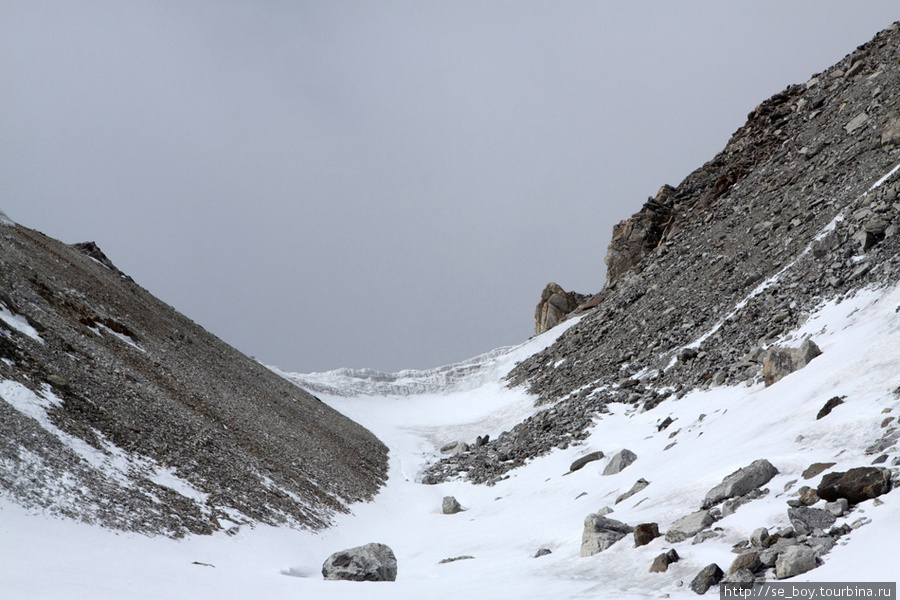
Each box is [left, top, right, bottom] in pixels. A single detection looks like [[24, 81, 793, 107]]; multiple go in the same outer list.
[[581, 514, 633, 556], [762, 340, 821, 386], [788, 507, 837, 535], [775, 545, 817, 579], [322, 543, 398, 582], [665, 509, 716, 543], [602, 449, 638, 475], [442, 496, 462, 515], [690, 563, 724, 595], [702, 459, 778, 508]]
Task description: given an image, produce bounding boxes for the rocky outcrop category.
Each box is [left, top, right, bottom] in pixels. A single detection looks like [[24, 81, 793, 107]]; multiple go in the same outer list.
[[534, 283, 590, 334], [322, 543, 397, 582], [604, 185, 676, 286], [788, 507, 837, 535]]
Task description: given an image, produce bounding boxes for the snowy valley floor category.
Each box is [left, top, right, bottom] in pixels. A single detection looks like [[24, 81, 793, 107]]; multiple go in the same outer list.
[[2, 284, 900, 599]]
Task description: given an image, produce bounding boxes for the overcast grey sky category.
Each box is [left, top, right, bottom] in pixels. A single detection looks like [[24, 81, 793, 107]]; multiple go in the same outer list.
[[2, 2, 897, 373]]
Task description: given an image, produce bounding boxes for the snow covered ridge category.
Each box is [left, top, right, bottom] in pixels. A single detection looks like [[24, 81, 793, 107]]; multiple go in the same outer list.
[[273, 315, 583, 398]]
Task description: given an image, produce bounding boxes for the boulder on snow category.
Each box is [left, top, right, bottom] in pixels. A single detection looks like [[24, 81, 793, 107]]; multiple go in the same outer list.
[[775, 545, 818, 579], [602, 449, 638, 475], [616, 478, 650, 504], [442, 496, 462, 515], [665, 509, 716, 543], [322, 543, 397, 582], [816, 396, 845, 420], [816, 467, 892, 504], [649, 549, 679, 573], [581, 514, 633, 556], [702, 459, 778, 508], [762, 339, 821, 386], [569, 451, 604, 473], [633, 522, 659, 547], [690, 563, 724, 595]]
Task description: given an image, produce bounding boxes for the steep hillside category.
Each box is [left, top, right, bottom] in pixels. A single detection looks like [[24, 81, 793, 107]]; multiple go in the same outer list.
[[424, 21, 900, 485], [0, 218, 387, 536]]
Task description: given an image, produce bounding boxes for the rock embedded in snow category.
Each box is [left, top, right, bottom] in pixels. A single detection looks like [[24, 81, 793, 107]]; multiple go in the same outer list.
[[633, 522, 659, 547], [580, 514, 633, 556], [602, 449, 637, 475], [689, 563, 724, 595], [775, 545, 818, 579], [533, 548, 552, 558], [816, 467, 893, 504], [802, 462, 836, 479], [701, 459, 778, 508], [816, 395, 846, 420], [442, 496, 462, 515], [664, 509, 716, 543], [568, 451, 604, 473], [616, 478, 649, 504], [649, 549, 679, 573], [322, 543, 397, 582], [762, 340, 822, 387]]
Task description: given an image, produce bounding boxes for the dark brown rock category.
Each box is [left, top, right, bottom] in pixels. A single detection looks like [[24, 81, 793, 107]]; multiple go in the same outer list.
[[817, 467, 892, 504], [649, 549, 679, 573], [634, 522, 660, 547], [816, 396, 846, 420], [729, 551, 763, 575]]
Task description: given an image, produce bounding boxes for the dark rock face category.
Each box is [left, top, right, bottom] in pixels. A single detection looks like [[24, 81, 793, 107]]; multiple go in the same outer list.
[[604, 185, 676, 286], [817, 467, 892, 504], [0, 224, 388, 536], [322, 543, 397, 582], [423, 22, 900, 487]]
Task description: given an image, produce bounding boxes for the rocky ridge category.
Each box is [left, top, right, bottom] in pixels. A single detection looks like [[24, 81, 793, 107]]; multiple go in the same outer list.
[[0, 223, 388, 536], [423, 22, 900, 486]]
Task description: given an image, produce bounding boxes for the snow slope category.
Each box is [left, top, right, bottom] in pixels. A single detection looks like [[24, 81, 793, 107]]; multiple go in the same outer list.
[[2, 285, 899, 599]]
